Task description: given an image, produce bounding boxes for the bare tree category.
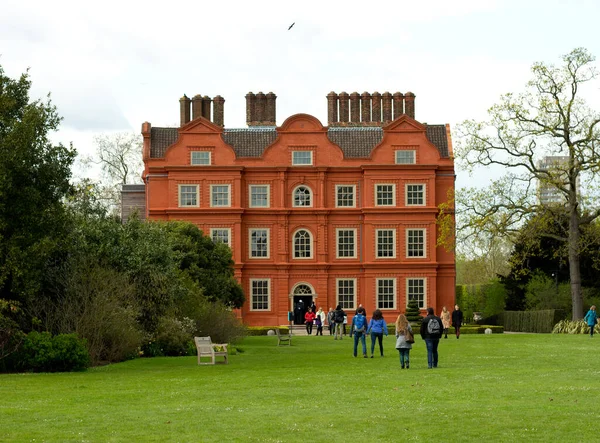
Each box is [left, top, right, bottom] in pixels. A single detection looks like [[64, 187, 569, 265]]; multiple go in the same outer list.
[[455, 48, 600, 320]]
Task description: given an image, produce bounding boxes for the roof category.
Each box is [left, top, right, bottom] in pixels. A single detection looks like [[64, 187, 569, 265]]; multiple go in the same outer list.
[[149, 124, 449, 159]]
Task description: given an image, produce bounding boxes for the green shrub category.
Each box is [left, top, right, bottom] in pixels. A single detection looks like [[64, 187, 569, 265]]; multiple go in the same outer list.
[[152, 316, 196, 356], [449, 325, 504, 334], [12, 331, 89, 372], [504, 310, 565, 333], [405, 300, 422, 323], [553, 320, 600, 334]]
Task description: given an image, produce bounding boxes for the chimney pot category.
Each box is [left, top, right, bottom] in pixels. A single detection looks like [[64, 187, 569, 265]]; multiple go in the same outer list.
[[327, 91, 338, 125], [371, 91, 382, 124], [338, 92, 349, 123], [404, 92, 415, 119], [350, 92, 360, 123], [245, 92, 256, 126], [179, 94, 191, 126], [393, 92, 404, 119], [213, 95, 225, 127], [382, 92, 392, 123], [361, 91, 371, 123], [192, 94, 203, 120], [266, 92, 277, 126]]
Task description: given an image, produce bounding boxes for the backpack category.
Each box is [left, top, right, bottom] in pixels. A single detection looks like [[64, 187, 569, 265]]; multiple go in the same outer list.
[[427, 317, 441, 336], [334, 310, 344, 323], [354, 315, 366, 333]]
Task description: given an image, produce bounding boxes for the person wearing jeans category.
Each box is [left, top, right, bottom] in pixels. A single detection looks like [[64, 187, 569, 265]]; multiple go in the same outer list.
[[367, 309, 388, 357], [352, 307, 368, 357], [584, 305, 597, 337], [420, 307, 443, 368]]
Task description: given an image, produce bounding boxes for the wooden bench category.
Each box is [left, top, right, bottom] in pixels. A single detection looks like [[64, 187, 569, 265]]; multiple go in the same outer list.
[[194, 336, 229, 365], [276, 328, 291, 346]]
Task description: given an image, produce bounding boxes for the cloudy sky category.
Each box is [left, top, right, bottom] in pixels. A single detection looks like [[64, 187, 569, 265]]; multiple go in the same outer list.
[[2, 0, 599, 187]]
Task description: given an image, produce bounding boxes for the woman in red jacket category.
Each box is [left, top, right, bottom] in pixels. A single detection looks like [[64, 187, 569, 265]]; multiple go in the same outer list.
[[305, 308, 316, 335]]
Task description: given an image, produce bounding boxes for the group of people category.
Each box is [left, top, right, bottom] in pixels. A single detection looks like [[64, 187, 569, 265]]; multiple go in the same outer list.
[[304, 302, 466, 369]]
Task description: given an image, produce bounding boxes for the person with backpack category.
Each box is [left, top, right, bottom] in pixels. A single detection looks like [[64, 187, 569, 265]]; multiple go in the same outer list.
[[420, 307, 443, 369], [367, 309, 388, 358], [334, 305, 345, 340], [351, 307, 368, 358]]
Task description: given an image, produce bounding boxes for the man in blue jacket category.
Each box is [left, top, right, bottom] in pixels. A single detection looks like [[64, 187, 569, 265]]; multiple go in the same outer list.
[[420, 307, 443, 369]]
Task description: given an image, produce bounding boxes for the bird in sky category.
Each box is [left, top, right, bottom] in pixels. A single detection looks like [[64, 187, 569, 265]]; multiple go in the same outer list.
[[288, 22, 295, 30]]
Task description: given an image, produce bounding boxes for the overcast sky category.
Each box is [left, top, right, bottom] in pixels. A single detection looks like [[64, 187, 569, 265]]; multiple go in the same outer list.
[[2, 0, 600, 187]]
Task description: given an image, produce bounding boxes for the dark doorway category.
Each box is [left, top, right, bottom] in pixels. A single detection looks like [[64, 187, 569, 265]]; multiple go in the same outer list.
[[293, 296, 312, 325]]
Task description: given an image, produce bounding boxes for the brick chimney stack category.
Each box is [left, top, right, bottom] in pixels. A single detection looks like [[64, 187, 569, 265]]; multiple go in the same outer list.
[[393, 92, 404, 119], [255, 92, 266, 123], [382, 92, 392, 123], [350, 92, 360, 123], [361, 91, 371, 123], [213, 95, 225, 127], [201, 96, 212, 120], [266, 92, 277, 125], [179, 94, 191, 126], [404, 92, 415, 119], [246, 92, 255, 125], [192, 94, 203, 120], [371, 92, 381, 123], [327, 91, 338, 125], [338, 92, 349, 123]]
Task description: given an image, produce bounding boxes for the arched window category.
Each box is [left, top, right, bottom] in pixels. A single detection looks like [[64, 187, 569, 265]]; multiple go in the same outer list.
[[293, 186, 312, 207], [293, 229, 312, 258], [293, 284, 313, 295]]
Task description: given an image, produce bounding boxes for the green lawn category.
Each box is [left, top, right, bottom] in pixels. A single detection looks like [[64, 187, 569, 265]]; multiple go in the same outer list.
[[1, 333, 599, 442]]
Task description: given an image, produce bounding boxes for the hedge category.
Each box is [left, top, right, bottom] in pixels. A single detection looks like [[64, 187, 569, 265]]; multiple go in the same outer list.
[[503, 310, 566, 333]]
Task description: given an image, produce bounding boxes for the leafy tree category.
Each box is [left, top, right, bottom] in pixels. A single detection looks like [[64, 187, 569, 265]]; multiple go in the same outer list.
[[0, 66, 75, 305], [456, 48, 600, 320], [81, 132, 143, 214]]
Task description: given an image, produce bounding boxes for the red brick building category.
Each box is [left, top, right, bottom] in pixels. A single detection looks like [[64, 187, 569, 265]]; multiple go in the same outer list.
[[140, 91, 455, 326]]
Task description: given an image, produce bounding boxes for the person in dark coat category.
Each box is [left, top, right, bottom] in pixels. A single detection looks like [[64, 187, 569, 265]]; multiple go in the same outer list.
[[294, 299, 305, 325], [420, 307, 443, 369], [333, 305, 345, 340], [451, 304, 464, 339]]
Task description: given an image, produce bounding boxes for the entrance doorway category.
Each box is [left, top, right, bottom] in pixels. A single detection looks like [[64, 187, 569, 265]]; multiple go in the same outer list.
[[292, 284, 315, 325]]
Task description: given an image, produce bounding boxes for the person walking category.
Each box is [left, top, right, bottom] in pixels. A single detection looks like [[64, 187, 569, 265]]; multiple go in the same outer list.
[[395, 314, 413, 369], [327, 308, 335, 335], [305, 308, 316, 335], [584, 305, 598, 338], [315, 307, 326, 336], [452, 304, 464, 339], [420, 307, 443, 369], [334, 305, 345, 340], [351, 307, 368, 358], [440, 306, 451, 339], [367, 309, 388, 358]]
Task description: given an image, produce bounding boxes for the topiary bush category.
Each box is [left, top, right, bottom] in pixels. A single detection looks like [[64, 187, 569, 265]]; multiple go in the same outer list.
[[406, 300, 423, 324]]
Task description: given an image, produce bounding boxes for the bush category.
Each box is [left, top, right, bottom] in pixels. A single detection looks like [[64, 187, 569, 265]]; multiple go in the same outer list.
[[405, 300, 423, 323], [143, 316, 196, 357], [191, 299, 246, 344], [9, 331, 89, 372], [553, 320, 600, 334], [504, 310, 566, 333]]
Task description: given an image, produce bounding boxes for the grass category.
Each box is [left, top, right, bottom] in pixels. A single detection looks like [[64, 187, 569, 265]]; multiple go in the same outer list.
[[1, 332, 599, 442]]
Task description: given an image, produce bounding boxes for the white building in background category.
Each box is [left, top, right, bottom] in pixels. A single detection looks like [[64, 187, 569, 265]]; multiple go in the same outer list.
[[537, 156, 576, 206]]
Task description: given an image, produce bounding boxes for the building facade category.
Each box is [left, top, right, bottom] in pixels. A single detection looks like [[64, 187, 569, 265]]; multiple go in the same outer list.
[[141, 91, 455, 326]]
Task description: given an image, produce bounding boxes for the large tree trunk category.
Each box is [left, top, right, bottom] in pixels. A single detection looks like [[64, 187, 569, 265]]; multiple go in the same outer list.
[[569, 205, 583, 320]]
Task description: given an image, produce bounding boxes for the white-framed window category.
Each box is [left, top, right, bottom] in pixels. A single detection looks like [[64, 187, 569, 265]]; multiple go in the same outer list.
[[395, 150, 416, 164], [293, 185, 312, 207], [249, 184, 270, 208], [293, 229, 312, 259], [292, 151, 313, 165], [407, 278, 426, 309], [407, 229, 426, 258], [376, 278, 396, 310], [406, 184, 425, 206], [250, 279, 270, 311], [191, 151, 211, 165], [375, 184, 395, 206], [178, 184, 199, 207], [336, 229, 357, 258], [210, 228, 231, 247], [210, 184, 231, 207], [249, 228, 269, 258], [335, 185, 356, 208], [376, 229, 396, 258], [337, 279, 356, 310]]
